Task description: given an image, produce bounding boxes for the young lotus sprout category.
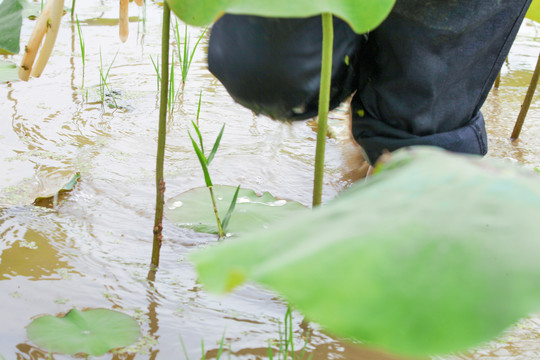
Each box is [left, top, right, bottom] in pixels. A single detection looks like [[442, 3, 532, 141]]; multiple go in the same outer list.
[[119, 0, 144, 42], [19, 0, 65, 81], [119, 0, 129, 42]]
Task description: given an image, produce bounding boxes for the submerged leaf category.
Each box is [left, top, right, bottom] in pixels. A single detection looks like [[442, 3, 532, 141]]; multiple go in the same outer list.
[[165, 185, 306, 235], [166, 0, 395, 34], [191, 147, 540, 356], [33, 173, 81, 208], [0, 0, 23, 55], [27, 308, 140, 356]]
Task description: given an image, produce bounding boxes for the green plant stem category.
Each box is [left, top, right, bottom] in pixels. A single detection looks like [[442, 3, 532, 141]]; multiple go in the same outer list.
[[71, 0, 75, 18], [312, 13, 333, 207], [511, 50, 540, 140], [208, 186, 225, 238], [150, 2, 170, 274]]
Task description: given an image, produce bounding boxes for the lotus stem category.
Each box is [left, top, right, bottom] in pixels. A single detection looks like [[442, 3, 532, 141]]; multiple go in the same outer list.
[[312, 13, 333, 207], [31, 0, 65, 78], [511, 50, 540, 140], [119, 0, 129, 42], [19, 0, 64, 81], [150, 2, 171, 273]]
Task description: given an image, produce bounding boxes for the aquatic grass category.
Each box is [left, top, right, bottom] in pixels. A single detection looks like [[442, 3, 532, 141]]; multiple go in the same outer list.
[[75, 15, 85, 88], [188, 97, 241, 239], [98, 48, 118, 108], [181, 330, 228, 360], [188, 121, 227, 238], [174, 20, 207, 86], [267, 307, 312, 360]]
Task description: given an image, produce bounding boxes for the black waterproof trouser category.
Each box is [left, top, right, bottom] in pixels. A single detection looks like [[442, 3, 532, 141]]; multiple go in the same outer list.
[[208, 0, 532, 164]]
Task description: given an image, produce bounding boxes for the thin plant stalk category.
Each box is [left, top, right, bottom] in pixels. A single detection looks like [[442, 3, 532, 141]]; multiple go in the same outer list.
[[150, 55, 160, 91], [98, 49, 118, 108], [208, 186, 225, 237], [75, 15, 85, 88], [312, 13, 333, 207], [150, 2, 170, 274], [511, 50, 540, 140], [168, 57, 175, 110], [70, 0, 75, 18]]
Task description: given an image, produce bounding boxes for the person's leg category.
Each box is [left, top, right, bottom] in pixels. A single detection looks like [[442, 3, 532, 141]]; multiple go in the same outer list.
[[352, 0, 533, 164], [208, 15, 363, 120]]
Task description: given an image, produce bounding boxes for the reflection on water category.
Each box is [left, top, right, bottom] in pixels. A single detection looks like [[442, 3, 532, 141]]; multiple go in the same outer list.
[[0, 2, 539, 359]]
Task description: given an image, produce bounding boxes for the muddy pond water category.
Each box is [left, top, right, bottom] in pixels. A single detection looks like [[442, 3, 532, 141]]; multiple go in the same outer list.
[[1, 2, 539, 359]]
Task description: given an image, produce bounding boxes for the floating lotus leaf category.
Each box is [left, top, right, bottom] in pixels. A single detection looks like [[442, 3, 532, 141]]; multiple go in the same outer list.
[[27, 308, 140, 356], [166, 0, 396, 34], [165, 185, 306, 235], [0, 0, 23, 55], [191, 147, 540, 356]]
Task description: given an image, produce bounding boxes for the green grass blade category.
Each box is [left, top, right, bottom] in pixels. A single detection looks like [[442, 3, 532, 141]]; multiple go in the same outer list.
[[216, 330, 226, 359], [168, 58, 175, 109], [187, 26, 207, 72], [196, 90, 202, 126], [149, 55, 160, 91], [182, 23, 189, 81], [105, 50, 118, 81], [201, 339, 206, 360], [221, 185, 241, 232], [191, 120, 205, 155], [189, 132, 212, 187], [175, 19, 182, 67], [179, 336, 190, 360], [207, 123, 225, 165]]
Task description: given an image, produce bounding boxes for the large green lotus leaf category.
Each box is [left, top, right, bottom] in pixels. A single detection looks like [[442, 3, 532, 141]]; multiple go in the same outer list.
[[165, 185, 306, 235], [0, 60, 18, 83], [0, 0, 23, 55], [27, 308, 140, 356], [526, 0, 540, 23], [166, 0, 396, 34], [191, 147, 540, 357]]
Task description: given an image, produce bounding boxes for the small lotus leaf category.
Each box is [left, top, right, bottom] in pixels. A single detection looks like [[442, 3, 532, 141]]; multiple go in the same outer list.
[[0, 60, 18, 83], [191, 147, 540, 356], [165, 185, 306, 235], [0, 0, 22, 55], [27, 308, 140, 356], [166, 0, 396, 34]]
